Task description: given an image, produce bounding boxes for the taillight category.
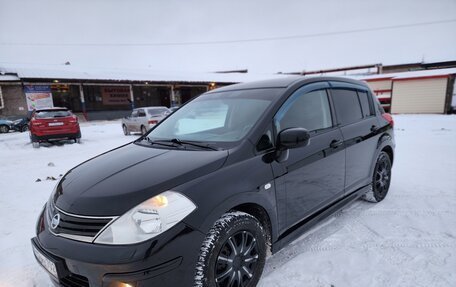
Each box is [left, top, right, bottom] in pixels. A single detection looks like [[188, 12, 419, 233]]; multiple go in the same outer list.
[[382, 113, 394, 128], [31, 118, 44, 126], [69, 116, 78, 124], [148, 120, 158, 125]]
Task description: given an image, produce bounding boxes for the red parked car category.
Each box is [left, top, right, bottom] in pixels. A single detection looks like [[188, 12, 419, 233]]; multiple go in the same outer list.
[[29, 107, 81, 148]]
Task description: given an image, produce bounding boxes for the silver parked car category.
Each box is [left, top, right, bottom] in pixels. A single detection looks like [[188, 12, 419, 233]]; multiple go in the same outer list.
[[121, 106, 171, 135]]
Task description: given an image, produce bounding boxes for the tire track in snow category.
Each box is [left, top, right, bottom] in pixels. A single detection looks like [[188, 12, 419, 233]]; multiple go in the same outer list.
[[263, 200, 455, 286]]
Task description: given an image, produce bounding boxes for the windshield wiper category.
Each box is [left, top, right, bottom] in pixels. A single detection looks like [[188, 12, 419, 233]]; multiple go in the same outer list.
[[154, 138, 219, 151], [136, 137, 177, 148]]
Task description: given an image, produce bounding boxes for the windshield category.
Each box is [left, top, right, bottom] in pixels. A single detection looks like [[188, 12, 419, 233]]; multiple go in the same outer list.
[[147, 89, 280, 144], [148, 108, 169, 116], [35, 110, 71, 119]]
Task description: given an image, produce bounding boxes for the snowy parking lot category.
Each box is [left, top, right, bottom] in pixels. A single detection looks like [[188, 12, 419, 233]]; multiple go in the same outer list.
[[0, 115, 455, 287]]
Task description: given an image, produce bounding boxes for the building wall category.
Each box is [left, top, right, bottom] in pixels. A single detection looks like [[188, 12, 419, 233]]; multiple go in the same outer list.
[[365, 79, 393, 112], [0, 84, 28, 117], [391, 77, 449, 114]]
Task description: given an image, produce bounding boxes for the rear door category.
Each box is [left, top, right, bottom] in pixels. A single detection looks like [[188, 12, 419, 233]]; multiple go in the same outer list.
[[329, 82, 381, 193], [137, 109, 147, 129], [127, 110, 139, 131], [271, 82, 346, 230]]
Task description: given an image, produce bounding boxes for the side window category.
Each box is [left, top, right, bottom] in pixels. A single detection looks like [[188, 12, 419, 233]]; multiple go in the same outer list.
[[331, 89, 363, 125], [357, 90, 372, 117], [373, 96, 385, 114], [131, 110, 138, 117], [256, 127, 274, 152], [137, 109, 146, 117], [275, 89, 332, 133]]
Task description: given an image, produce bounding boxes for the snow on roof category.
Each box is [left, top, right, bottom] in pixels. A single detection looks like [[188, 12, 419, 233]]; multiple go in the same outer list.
[[0, 74, 20, 81], [0, 64, 288, 84], [392, 67, 456, 80], [360, 67, 456, 81]]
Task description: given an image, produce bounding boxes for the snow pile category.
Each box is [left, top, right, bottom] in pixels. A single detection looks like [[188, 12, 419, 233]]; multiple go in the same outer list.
[[0, 115, 455, 286]]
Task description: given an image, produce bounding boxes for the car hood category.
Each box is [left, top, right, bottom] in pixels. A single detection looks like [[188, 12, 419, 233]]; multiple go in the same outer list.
[[53, 143, 229, 216]]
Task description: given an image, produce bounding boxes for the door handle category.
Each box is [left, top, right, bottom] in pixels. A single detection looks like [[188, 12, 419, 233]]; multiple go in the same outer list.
[[330, 139, 343, 149], [371, 125, 379, 132]]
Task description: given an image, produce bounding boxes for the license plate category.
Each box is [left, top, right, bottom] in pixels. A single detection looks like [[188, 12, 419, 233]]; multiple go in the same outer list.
[[32, 245, 58, 278], [49, 122, 64, 126]]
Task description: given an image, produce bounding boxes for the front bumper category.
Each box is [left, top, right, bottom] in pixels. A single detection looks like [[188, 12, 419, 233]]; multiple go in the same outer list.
[[32, 221, 205, 287]]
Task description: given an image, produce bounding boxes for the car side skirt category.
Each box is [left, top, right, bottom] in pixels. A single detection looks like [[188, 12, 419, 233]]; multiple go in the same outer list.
[[271, 184, 370, 253]]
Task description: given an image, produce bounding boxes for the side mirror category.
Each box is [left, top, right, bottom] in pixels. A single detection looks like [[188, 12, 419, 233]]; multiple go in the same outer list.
[[277, 128, 310, 151]]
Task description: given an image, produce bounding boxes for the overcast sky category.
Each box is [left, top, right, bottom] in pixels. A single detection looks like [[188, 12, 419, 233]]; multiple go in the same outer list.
[[0, 0, 455, 73]]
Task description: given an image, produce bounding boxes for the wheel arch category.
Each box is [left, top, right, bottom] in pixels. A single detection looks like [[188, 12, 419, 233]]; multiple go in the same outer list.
[[381, 144, 394, 165], [230, 203, 273, 245], [370, 132, 395, 175], [192, 194, 279, 247]]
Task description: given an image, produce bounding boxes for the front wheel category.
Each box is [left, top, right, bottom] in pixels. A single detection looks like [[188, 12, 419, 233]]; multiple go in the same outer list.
[[122, 125, 130, 136], [21, 125, 29, 132], [363, 151, 392, 202], [195, 212, 267, 287]]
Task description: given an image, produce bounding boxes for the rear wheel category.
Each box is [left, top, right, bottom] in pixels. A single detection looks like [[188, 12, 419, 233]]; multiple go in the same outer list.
[[363, 151, 392, 202], [0, 125, 9, 133], [141, 125, 147, 135], [21, 125, 29, 132], [122, 125, 130, 136], [195, 212, 267, 287]]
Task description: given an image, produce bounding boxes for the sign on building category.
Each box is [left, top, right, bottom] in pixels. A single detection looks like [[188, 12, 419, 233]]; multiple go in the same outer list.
[[101, 87, 131, 105], [24, 85, 54, 111]]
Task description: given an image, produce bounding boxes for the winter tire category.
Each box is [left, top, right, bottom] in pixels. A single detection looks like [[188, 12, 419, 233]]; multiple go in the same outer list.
[[363, 151, 392, 203], [122, 125, 130, 136], [195, 211, 267, 287], [0, 124, 9, 133], [21, 125, 29, 132], [141, 125, 147, 135]]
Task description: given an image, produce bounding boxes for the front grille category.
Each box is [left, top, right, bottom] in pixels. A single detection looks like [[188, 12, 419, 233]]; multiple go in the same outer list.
[[47, 201, 116, 242], [60, 273, 90, 287]]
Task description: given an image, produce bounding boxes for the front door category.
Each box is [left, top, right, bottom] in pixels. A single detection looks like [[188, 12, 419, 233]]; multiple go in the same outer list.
[[271, 82, 346, 230]]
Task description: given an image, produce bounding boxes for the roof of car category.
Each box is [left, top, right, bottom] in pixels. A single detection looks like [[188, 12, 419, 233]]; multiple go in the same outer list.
[[207, 76, 370, 93]]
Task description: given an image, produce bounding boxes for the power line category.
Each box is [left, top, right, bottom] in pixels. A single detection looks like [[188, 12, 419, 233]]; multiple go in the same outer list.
[[1, 19, 455, 47]]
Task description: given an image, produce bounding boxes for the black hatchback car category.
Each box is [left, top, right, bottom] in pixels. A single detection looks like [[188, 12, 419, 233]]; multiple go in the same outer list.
[[32, 77, 394, 287]]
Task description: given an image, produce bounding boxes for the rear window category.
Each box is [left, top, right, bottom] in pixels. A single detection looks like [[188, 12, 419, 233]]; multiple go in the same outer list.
[[35, 110, 71, 119], [148, 108, 168, 116], [357, 91, 373, 117], [331, 89, 363, 126]]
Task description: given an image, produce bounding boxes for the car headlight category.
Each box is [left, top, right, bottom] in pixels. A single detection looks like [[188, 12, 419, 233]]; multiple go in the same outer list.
[[94, 191, 196, 245]]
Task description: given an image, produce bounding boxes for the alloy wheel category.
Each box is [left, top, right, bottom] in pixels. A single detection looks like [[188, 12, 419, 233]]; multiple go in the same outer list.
[[215, 231, 259, 287], [375, 154, 391, 196]]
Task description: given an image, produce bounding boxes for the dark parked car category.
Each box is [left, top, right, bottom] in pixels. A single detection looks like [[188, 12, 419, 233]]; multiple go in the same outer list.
[[32, 77, 394, 287], [0, 119, 13, 133], [29, 107, 81, 148], [12, 117, 29, 132]]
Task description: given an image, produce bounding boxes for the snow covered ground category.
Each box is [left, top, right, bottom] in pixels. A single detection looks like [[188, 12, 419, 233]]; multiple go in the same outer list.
[[0, 115, 455, 287]]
